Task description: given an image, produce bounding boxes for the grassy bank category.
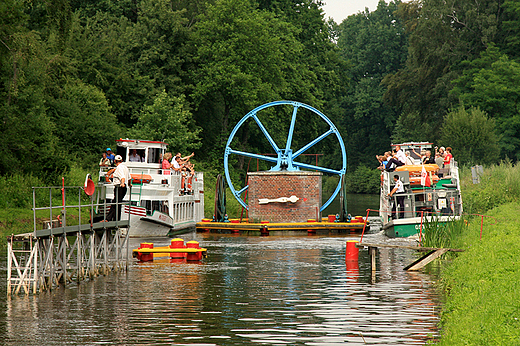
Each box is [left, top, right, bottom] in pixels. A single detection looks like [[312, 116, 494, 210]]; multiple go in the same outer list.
[[436, 202, 520, 344], [434, 162, 520, 344]]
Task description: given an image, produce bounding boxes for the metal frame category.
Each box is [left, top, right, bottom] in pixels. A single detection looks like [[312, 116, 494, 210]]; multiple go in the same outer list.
[[224, 100, 347, 211], [7, 185, 130, 295]]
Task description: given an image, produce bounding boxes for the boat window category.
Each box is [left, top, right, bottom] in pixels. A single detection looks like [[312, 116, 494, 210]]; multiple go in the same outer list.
[[129, 149, 146, 162], [116, 147, 127, 162], [147, 147, 161, 163], [141, 200, 151, 214], [141, 200, 169, 215]]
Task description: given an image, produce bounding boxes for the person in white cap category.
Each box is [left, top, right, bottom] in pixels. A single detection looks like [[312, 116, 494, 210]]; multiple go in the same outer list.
[[105, 155, 130, 221]]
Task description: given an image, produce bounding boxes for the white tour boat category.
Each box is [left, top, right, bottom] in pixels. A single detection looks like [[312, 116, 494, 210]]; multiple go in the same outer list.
[[379, 142, 463, 238], [96, 139, 204, 237]]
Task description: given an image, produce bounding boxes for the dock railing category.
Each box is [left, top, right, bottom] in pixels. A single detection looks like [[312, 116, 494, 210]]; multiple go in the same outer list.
[[7, 183, 131, 295]]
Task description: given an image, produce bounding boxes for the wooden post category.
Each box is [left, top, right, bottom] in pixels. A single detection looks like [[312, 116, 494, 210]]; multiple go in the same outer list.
[[369, 246, 376, 272]]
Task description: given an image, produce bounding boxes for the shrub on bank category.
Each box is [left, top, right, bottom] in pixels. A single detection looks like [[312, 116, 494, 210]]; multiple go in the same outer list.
[[460, 161, 520, 214], [344, 165, 380, 194]]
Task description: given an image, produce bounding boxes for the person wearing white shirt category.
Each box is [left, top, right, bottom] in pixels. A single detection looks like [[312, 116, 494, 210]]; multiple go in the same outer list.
[[129, 149, 142, 162], [388, 175, 405, 219], [405, 151, 415, 165], [385, 145, 406, 171], [105, 155, 130, 221]]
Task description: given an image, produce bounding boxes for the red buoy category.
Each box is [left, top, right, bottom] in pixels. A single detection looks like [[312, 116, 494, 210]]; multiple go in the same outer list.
[[169, 238, 186, 259], [137, 242, 154, 262], [186, 241, 202, 261], [345, 240, 359, 261]]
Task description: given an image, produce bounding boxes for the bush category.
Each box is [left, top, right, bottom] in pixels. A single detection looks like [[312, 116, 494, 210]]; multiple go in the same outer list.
[[460, 161, 520, 214], [344, 165, 381, 194]]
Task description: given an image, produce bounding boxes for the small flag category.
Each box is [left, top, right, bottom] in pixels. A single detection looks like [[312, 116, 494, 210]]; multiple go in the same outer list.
[[421, 165, 431, 187]]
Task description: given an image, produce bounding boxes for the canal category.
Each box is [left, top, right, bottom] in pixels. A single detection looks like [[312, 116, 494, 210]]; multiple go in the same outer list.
[[0, 195, 441, 345]]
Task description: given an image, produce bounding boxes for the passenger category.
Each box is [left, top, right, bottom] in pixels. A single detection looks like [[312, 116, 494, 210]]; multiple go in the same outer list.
[[376, 155, 385, 170], [405, 151, 415, 165], [435, 146, 445, 157], [388, 174, 405, 220], [422, 150, 435, 164], [176, 152, 194, 161], [162, 152, 173, 175], [99, 152, 111, 167], [105, 155, 130, 221], [106, 148, 115, 165], [385, 145, 406, 171], [435, 151, 444, 168], [444, 147, 453, 168], [171, 156, 184, 172], [380, 152, 392, 170], [129, 149, 142, 162], [172, 156, 189, 194]]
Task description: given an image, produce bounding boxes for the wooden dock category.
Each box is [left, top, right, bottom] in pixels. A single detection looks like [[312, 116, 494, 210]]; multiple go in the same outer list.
[[356, 242, 464, 271], [196, 219, 368, 234], [7, 185, 130, 295]]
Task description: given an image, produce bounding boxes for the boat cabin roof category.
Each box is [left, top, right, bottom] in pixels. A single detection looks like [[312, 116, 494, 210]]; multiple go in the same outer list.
[[391, 142, 433, 150], [116, 139, 168, 150]]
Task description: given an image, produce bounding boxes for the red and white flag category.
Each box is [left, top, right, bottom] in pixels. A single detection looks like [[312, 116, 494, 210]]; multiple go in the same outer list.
[[421, 165, 431, 187]]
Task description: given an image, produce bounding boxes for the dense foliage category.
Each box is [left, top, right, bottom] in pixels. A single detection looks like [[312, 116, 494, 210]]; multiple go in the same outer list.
[[1, 0, 519, 186]]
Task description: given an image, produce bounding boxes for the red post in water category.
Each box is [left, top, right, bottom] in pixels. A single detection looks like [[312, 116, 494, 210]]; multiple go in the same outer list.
[[186, 241, 202, 261], [137, 242, 154, 262], [345, 240, 359, 261], [169, 238, 186, 260]]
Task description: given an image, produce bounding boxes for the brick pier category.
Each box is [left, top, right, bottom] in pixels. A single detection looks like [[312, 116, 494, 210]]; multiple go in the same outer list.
[[248, 171, 322, 223]]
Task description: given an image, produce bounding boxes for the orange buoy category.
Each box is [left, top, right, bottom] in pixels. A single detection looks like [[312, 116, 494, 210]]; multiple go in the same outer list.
[[186, 241, 202, 261], [138, 242, 154, 262], [345, 240, 359, 261], [169, 238, 186, 259]]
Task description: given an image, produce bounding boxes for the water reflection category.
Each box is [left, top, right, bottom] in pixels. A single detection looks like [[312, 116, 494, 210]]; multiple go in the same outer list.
[[1, 231, 439, 345]]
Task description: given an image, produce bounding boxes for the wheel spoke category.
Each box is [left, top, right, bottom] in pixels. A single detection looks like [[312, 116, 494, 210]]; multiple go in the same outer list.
[[293, 128, 334, 159], [292, 161, 343, 175], [227, 148, 278, 163], [285, 104, 299, 152], [252, 114, 280, 153], [237, 185, 248, 196]]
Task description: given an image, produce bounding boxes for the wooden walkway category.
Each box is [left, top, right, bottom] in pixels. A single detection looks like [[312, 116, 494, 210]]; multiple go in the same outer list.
[[357, 242, 464, 271]]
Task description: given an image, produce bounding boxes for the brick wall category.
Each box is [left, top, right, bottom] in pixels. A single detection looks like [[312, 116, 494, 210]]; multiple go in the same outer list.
[[248, 171, 322, 223]]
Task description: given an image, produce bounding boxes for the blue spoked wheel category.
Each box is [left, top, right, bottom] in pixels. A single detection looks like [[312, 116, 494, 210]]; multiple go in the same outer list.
[[224, 100, 347, 211]]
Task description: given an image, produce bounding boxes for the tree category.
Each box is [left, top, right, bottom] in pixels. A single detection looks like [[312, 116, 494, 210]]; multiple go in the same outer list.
[[189, 0, 315, 165], [451, 45, 520, 159], [46, 80, 121, 163], [440, 105, 500, 166], [128, 90, 201, 154], [383, 0, 507, 142], [336, 1, 408, 168]]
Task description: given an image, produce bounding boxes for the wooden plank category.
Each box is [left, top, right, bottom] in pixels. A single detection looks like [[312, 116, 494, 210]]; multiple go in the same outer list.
[[357, 242, 464, 252], [403, 248, 449, 271]]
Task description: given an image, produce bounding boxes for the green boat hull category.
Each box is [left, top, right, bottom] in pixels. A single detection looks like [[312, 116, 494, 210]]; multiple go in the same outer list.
[[384, 222, 422, 238]]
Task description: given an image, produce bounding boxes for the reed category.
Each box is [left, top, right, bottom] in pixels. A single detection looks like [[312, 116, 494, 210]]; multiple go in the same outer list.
[[421, 217, 467, 249]]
